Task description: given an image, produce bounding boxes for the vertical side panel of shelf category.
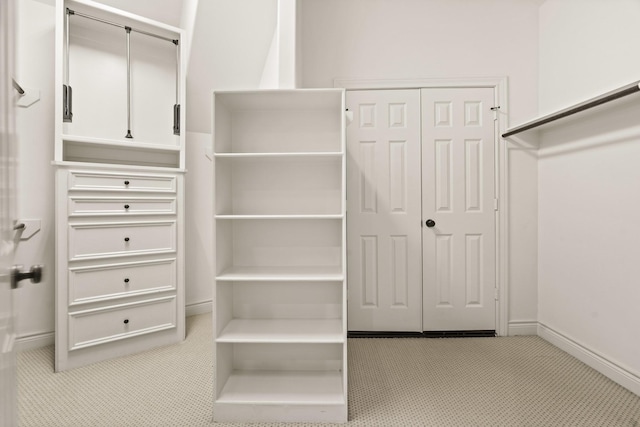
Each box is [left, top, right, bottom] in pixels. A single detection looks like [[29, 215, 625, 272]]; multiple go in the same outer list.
[[54, 168, 69, 371], [55, 0, 65, 161], [175, 174, 186, 340], [178, 31, 186, 170], [340, 89, 348, 412]]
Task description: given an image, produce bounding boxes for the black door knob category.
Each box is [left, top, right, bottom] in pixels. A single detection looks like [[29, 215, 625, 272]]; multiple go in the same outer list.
[[425, 219, 436, 228], [124, 204, 130, 209], [124, 237, 130, 242]]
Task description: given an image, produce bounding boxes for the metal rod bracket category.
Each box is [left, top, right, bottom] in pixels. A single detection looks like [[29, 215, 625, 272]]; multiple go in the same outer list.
[[63, 84, 73, 122], [173, 104, 180, 135]]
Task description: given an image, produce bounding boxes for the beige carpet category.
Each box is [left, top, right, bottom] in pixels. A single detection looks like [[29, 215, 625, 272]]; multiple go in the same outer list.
[[18, 314, 640, 426]]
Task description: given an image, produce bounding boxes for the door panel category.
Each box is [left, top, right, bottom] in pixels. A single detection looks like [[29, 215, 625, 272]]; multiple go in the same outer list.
[[421, 87, 496, 331], [1, 0, 18, 423], [346, 90, 422, 332]]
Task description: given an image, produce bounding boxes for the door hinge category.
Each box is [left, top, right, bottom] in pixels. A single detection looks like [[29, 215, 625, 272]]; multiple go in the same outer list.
[[494, 198, 499, 211], [494, 288, 499, 301]]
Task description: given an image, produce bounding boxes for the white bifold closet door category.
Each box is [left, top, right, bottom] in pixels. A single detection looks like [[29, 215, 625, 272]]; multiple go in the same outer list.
[[421, 87, 496, 331], [346, 89, 423, 332], [347, 87, 497, 332]]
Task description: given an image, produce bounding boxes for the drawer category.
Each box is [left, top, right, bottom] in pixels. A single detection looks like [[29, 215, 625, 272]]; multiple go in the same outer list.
[[69, 197, 176, 216], [68, 296, 176, 350], [69, 258, 177, 305], [68, 171, 176, 193], [69, 221, 176, 260]]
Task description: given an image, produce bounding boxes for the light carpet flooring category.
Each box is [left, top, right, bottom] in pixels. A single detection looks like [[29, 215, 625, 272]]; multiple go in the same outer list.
[[18, 313, 640, 426]]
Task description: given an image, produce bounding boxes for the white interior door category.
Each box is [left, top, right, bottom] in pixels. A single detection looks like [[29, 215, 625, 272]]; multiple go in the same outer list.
[[346, 89, 422, 332], [1, 0, 18, 423], [421, 87, 496, 331]]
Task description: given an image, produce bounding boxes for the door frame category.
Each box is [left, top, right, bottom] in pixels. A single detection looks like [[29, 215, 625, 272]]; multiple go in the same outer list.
[[335, 77, 510, 337]]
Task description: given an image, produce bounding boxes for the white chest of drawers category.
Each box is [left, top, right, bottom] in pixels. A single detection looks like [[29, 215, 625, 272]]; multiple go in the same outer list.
[[53, 0, 186, 371], [55, 166, 185, 371]]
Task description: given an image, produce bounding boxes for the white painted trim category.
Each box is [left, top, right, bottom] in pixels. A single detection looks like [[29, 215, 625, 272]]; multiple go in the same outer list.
[[16, 332, 55, 352], [508, 321, 537, 336], [538, 322, 640, 396], [186, 300, 212, 317], [336, 77, 510, 336], [334, 76, 508, 90]]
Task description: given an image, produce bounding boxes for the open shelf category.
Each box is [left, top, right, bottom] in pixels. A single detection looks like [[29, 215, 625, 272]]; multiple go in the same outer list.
[[214, 152, 343, 158], [215, 219, 343, 277], [215, 214, 344, 220], [63, 134, 181, 151], [215, 155, 342, 216], [63, 135, 180, 168], [215, 266, 344, 281], [217, 370, 345, 405], [216, 319, 343, 343], [214, 89, 343, 154]]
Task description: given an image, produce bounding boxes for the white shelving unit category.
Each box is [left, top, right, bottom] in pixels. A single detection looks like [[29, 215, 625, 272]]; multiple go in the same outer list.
[[54, 0, 186, 371], [212, 89, 347, 423]]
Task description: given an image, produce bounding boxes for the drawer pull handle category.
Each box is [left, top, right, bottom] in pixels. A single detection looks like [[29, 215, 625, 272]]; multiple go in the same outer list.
[[124, 180, 130, 186], [124, 204, 130, 209], [123, 319, 129, 324], [124, 278, 130, 283], [124, 237, 130, 242]]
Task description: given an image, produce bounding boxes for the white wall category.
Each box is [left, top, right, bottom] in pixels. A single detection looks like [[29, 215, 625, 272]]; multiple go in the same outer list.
[[301, 0, 540, 125], [538, 0, 640, 114], [14, 0, 56, 347], [186, 0, 277, 134], [300, 0, 541, 331], [537, 0, 640, 393]]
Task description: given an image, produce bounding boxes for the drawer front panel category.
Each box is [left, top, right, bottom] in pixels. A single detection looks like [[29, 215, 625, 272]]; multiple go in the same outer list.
[[69, 171, 176, 193], [69, 258, 177, 305], [69, 296, 176, 350], [69, 221, 176, 260], [69, 197, 176, 216]]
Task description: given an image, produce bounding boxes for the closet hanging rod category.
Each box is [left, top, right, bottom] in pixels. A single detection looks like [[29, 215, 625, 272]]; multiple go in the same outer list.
[[502, 80, 640, 138], [67, 8, 178, 44]]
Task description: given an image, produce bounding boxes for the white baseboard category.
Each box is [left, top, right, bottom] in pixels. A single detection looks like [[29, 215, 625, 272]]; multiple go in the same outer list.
[[508, 321, 538, 336], [186, 300, 212, 317], [16, 332, 54, 352], [538, 322, 640, 396]]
